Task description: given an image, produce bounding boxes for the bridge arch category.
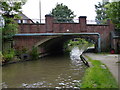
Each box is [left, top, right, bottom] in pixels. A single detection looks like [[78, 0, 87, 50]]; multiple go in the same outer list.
[[25, 33, 101, 54]]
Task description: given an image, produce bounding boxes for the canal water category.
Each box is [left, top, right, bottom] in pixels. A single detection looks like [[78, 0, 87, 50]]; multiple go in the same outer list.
[[2, 47, 87, 88]]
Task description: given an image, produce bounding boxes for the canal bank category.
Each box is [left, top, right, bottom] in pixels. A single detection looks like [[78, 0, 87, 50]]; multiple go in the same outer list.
[[81, 53, 120, 88], [1, 53, 49, 66]]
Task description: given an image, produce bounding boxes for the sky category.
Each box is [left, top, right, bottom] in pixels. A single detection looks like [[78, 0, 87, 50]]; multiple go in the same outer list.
[[22, 0, 102, 21]]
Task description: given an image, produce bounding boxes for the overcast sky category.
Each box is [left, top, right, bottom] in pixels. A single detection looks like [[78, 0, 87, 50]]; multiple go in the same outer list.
[[22, 0, 102, 20]]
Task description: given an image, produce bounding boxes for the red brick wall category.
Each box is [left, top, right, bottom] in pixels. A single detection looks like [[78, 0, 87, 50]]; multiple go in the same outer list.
[[15, 15, 115, 52], [18, 15, 114, 34], [14, 36, 50, 50], [18, 24, 46, 33]]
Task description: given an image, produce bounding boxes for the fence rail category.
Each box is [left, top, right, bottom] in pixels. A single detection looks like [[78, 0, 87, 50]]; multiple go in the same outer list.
[[1, 18, 108, 25], [15, 19, 98, 24]]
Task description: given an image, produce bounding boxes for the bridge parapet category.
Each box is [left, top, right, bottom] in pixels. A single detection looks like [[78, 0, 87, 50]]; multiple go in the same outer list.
[[18, 15, 113, 34]]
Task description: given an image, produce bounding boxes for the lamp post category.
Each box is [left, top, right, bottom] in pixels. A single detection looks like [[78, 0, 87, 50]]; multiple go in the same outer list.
[[0, 14, 4, 52], [39, 0, 41, 23]]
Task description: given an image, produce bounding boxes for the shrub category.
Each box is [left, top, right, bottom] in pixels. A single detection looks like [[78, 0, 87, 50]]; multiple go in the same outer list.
[[3, 49, 15, 62], [30, 47, 39, 60], [21, 48, 28, 53], [0, 51, 4, 63], [15, 47, 28, 58]]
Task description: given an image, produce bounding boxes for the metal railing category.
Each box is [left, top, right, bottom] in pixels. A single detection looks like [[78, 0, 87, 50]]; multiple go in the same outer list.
[[15, 19, 46, 24], [53, 18, 79, 23], [31, 19, 45, 24], [87, 20, 96, 24], [14, 19, 108, 25]]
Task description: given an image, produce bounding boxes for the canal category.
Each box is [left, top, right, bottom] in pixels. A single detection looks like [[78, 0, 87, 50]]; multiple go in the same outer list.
[[2, 47, 87, 88]]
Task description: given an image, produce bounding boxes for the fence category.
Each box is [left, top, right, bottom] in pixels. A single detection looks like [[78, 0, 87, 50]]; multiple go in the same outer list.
[[11, 18, 108, 25]]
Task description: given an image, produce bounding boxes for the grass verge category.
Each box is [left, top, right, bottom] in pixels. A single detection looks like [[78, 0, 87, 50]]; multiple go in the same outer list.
[[79, 56, 118, 88]]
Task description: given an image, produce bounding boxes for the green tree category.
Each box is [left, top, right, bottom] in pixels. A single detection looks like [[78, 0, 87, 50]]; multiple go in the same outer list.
[[50, 3, 76, 23], [95, 2, 109, 24], [105, 1, 120, 30], [0, 0, 27, 52], [0, 0, 26, 16]]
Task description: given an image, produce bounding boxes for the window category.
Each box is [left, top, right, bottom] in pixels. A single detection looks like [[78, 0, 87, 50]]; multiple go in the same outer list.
[[18, 20, 21, 23], [23, 20, 27, 23]]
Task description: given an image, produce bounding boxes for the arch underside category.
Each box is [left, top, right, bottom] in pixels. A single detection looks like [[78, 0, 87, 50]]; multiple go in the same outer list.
[[35, 35, 98, 54]]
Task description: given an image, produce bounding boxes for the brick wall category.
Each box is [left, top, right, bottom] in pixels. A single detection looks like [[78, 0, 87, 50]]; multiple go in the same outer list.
[[15, 15, 115, 52]]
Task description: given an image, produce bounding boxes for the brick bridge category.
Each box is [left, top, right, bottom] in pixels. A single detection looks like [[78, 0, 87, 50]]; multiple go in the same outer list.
[[13, 15, 114, 54]]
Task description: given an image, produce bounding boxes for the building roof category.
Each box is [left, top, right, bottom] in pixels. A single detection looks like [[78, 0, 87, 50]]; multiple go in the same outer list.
[[18, 13, 30, 19], [17, 12, 34, 23]]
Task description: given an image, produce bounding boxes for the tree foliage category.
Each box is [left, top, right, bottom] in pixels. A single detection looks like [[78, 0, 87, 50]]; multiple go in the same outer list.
[[2, 18, 18, 40], [50, 3, 76, 23], [0, 0, 27, 40], [0, 0, 27, 52], [105, 1, 120, 30], [63, 38, 93, 52], [95, 2, 109, 24], [0, 0, 26, 16], [95, 1, 120, 30]]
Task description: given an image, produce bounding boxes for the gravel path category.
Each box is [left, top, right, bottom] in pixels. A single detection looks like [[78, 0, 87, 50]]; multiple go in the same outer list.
[[84, 53, 120, 85]]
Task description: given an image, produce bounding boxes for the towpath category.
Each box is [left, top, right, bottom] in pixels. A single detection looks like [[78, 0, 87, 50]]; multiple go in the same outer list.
[[84, 53, 120, 86]]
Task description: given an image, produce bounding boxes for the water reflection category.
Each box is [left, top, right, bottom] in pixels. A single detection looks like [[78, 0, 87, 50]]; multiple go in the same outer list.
[[70, 47, 84, 67], [70, 47, 81, 60], [2, 46, 87, 88]]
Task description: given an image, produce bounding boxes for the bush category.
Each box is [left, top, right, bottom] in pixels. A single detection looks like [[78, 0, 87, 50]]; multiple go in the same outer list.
[[0, 51, 4, 63], [30, 47, 39, 60], [3, 49, 15, 62], [15, 48, 28, 57]]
